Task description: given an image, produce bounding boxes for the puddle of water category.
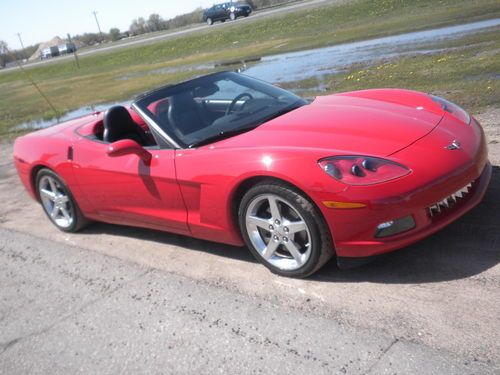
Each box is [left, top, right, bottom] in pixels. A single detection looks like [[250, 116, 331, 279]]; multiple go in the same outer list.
[[242, 18, 500, 83], [15, 19, 499, 131], [13, 102, 128, 131]]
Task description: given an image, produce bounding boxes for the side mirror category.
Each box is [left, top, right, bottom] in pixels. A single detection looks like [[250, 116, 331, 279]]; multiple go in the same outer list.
[[107, 139, 152, 163]]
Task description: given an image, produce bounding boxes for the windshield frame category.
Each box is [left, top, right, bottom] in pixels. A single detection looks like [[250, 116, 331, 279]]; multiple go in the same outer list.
[[132, 71, 306, 149]]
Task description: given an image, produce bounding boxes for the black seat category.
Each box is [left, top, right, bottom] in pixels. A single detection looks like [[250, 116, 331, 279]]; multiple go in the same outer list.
[[103, 106, 151, 146], [167, 92, 209, 136]]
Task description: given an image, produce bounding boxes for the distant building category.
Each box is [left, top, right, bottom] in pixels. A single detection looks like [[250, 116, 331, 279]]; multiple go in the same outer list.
[[40, 43, 76, 59], [57, 43, 77, 55], [29, 37, 78, 61]]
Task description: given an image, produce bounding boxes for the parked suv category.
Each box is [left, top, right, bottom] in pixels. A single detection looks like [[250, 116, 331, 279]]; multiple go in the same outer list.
[[203, 2, 252, 25]]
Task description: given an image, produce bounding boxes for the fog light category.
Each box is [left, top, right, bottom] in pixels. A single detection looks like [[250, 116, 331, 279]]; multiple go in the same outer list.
[[375, 215, 415, 238]]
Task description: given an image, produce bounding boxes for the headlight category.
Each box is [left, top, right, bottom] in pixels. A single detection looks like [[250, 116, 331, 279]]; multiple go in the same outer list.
[[429, 95, 471, 125], [318, 156, 411, 186]]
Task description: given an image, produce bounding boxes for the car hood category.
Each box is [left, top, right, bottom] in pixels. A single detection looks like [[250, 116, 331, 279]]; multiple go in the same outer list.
[[213, 89, 446, 156]]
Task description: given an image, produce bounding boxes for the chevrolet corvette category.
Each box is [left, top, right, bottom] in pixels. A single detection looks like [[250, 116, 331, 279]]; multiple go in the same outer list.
[[13, 71, 491, 277]]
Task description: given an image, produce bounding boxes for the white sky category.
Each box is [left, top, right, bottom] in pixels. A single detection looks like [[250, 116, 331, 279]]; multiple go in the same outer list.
[[0, 0, 217, 48]]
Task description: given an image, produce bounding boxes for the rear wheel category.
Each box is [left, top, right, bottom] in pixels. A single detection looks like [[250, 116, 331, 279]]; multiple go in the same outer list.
[[239, 181, 333, 278], [206, 18, 213, 25], [36, 169, 89, 232]]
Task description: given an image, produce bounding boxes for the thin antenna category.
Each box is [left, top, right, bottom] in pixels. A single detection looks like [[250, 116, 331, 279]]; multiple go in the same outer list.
[[6, 46, 60, 121]]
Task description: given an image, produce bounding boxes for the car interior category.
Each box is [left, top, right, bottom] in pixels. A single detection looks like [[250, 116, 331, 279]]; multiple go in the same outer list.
[[78, 73, 304, 149], [78, 106, 157, 147], [103, 106, 154, 146]]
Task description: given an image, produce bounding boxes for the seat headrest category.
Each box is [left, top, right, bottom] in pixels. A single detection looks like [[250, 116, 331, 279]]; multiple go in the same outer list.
[[193, 83, 219, 98], [103, 106, 140, 143]]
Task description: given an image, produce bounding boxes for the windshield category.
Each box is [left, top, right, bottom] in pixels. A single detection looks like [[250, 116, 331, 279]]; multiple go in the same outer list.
[[133, 71, 307, 148]]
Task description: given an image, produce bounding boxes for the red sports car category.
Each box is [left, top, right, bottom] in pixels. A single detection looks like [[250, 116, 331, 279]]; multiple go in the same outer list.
[[13, 71, 491, 278]]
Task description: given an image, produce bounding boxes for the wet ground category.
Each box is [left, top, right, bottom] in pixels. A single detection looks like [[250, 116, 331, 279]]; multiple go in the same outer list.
[[242, 18, 500, 82], [13, 18, 500, 132]]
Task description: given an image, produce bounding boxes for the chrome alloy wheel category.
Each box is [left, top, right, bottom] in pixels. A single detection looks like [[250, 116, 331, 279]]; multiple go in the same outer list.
[[245, 194, 312, 271], [38, 175, 74, 229]]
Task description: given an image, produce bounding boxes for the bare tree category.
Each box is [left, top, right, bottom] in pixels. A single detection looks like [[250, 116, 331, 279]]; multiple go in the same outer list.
[[147, 14, 165, 32], [129, 17, 148, 35]]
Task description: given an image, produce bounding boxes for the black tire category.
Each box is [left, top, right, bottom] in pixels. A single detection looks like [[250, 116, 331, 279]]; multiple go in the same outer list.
[[206, 18, 213, 25], [239, 180, 333, 278], [36, 168, 90, 233]]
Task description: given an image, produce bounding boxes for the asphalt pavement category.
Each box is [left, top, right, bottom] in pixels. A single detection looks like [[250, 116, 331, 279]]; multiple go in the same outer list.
[[0, 228, 496, 374]]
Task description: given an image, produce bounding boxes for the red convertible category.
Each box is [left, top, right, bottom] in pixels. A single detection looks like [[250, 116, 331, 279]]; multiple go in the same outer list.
[[13, 72, 491, 277]]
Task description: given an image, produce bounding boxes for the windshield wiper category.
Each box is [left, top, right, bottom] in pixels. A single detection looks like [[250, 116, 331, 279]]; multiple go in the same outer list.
[[189, 126, 258, 148], [261, 102, 304, 123]]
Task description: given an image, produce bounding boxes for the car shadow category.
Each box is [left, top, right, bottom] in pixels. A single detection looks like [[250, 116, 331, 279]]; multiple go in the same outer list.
[[82, 222, 258, 264], [312, 165, 500, 283], [82, 166, 500, 284]]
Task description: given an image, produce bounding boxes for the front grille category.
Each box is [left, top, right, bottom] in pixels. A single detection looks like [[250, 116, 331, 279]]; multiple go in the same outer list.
[[428, 181, 474, 218]]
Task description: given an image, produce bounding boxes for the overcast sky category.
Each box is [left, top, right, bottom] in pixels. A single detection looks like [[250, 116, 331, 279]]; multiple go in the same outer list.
[[0, 0, 216, 48]]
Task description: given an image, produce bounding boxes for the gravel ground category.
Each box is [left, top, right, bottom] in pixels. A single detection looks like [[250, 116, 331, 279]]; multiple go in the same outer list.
[[0, 107, 499, 373]]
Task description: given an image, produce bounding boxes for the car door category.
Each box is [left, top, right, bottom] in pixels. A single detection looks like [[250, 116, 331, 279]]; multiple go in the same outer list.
[[71, 137, 188, 234], [214, 4, 226, 20]]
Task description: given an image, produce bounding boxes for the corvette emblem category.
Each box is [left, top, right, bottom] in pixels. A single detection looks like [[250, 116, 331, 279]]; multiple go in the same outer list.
[[445, 140, 461, 150]]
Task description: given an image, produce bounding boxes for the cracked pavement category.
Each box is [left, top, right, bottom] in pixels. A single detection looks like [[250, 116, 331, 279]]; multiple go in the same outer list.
[[0, 228, 497, 374]]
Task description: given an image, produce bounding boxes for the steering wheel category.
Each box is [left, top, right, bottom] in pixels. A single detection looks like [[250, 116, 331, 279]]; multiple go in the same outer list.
[[225, 93, 254, 115]]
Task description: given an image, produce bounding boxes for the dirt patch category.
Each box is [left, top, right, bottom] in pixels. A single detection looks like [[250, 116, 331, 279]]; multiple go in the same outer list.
[[476, 106, 500, 164]]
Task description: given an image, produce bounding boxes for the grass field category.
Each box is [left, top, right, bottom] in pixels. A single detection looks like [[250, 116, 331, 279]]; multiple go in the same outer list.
[[281, 29, 500, 111], [1, 0, 499, 136]]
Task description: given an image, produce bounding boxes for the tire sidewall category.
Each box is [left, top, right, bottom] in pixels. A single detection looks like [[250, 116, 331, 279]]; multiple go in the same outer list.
[[36, 168, 82, 233], [239, 182, 330, 278]]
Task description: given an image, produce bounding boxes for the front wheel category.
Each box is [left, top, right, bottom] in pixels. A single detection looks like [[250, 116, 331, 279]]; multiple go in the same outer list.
[[239, 181, 333, 278], [229, 12, 236, 21], [36, 168, 89, 232]]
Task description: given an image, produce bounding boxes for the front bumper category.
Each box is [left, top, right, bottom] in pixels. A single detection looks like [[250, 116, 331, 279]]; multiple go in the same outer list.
[[235, 8, 251, 16], [335, 162, 491, 266], [316, 114, 491, 261]]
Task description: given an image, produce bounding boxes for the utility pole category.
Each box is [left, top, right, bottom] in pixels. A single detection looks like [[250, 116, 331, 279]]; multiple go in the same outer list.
[[67, 33, 80, 69], [92, 11, 104, 40], [16, 32, 26, 59]]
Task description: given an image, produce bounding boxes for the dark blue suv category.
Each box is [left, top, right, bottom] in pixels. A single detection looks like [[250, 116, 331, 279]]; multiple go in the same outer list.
[[203, 2, 252, 25]]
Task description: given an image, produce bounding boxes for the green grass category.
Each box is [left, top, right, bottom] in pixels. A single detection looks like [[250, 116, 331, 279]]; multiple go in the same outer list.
[[1, 0, 499, 135], [287, 29, 500, 112]]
